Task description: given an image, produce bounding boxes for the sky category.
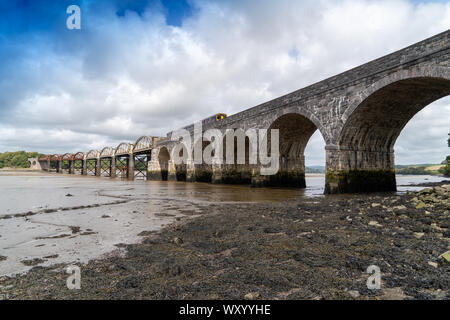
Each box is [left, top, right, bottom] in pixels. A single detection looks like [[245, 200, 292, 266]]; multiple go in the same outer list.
[[0, 0, 449, 166]]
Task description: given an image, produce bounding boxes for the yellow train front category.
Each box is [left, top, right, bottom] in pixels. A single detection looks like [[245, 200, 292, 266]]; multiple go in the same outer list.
[[201, 113, 227, 126], [167, 113, 228, 137]]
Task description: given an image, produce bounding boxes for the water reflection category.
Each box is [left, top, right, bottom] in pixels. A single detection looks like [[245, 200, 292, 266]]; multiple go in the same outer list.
[[1, 173, 448, 215]]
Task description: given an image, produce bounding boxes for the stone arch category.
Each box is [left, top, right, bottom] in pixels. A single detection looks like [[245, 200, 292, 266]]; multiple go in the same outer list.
[[341, 66, 450, 124], [266, 106, 330, 144], [158, 146, 171, 181], [263, 112, 322, 187], [329, 68, 450, 193]]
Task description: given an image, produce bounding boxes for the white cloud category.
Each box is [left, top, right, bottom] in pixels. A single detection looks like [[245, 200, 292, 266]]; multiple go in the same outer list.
[[0, 0, 449, 165]]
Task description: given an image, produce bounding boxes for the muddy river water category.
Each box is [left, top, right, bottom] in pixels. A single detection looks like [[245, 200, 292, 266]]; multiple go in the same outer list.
[[0, 171, 448, 277]]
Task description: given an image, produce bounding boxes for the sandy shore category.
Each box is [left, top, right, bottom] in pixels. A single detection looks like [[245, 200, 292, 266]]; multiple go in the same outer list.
[[0, 182, 449, 300]]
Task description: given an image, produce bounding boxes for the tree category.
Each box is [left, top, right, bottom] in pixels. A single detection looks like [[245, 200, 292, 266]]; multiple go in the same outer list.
[[0, 151, 45, 168], [440, 133, 450, 176]]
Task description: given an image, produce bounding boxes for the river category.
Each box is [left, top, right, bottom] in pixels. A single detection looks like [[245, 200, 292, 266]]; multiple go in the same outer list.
[[0, 171, 448, 276]]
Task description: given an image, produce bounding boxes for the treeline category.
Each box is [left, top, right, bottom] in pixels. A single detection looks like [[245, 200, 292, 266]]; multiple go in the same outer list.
[[395, 166, 430, 175], [305, 167, 325, 174], [440, 156, 450, 176], [0, 151, 43, 168]]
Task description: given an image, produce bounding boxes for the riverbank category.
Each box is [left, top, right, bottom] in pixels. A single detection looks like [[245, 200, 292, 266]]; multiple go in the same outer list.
[[1, 181, 449, 300]]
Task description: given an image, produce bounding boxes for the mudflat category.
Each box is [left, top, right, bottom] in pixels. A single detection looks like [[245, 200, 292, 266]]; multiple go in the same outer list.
[[1, 181, 449, 300]]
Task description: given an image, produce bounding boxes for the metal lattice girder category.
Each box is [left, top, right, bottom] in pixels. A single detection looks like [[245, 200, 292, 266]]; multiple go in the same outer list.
[[73, 159, 83, 174], [61, 160, 70, 170], [86, 159, 97, 176], [115, 156, 129, 179], [134, 154, 149, 180], [100, 158, 112, 177]]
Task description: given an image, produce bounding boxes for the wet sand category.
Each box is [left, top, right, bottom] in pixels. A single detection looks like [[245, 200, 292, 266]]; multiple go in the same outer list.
[[0, 172, 449, 300], [0, 172, 324, 277]]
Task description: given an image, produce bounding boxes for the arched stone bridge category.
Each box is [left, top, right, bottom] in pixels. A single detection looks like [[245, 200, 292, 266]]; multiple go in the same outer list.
[[36, 30, 450, 193]]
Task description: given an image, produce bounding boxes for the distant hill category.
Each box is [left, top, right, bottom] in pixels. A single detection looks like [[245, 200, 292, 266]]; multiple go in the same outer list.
[[304, 164, 445, 175], [306, 166, 325, 174], [395, 164, 444, 175], [0, 151, 43, 169]]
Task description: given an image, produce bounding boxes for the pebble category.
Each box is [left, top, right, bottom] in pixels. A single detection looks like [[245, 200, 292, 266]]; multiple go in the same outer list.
[[368, 221, 382, 228], [348, 290, 360, 298], [439, 251, 450, 263], [173, 237, 183, 245], [244, 292, 260, 300], [413, 232, 424, 239]]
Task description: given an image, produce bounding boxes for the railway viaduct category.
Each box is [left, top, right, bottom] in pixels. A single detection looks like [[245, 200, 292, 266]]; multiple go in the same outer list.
[[36, 30, 450, 194]]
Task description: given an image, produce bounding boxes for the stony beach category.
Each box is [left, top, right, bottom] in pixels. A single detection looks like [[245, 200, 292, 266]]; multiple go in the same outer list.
[[1, 181, 449, 300]]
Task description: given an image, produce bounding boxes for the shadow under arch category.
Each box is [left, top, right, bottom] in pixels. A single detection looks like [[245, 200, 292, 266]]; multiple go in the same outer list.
[[158, 146, 171, 181], [333, 76, 450, 193], [263, 112, 321, 188]]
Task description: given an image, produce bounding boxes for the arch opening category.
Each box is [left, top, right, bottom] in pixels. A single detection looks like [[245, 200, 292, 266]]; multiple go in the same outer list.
[[73, 152, 85, 175], [264, 113, 320, 188], [158, 147, 170, 181], [332, 77, 450, 193]]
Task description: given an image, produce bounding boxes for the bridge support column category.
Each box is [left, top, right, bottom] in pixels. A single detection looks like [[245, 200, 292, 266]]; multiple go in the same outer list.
[[324, 145, 396, 194], [186, 159, 196, 182], [110, 157, 116, 178], [168, 160, 177, 181], [148, 149, 161, 180], [57, 160, 62, 173], [46, 159, 51, 172], [127, 155, 135, 180], [82, 160, 87, 175], [211, 158, 223, 184], [264, 155, 306, 188], [250, 156, 306, 188], [68, 160, 74, 174], [95, 158, 101, 176], [220, 163, 253, 185]]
